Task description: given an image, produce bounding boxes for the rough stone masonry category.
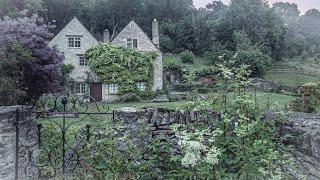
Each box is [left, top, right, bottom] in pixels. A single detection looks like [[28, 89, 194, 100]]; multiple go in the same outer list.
[[0, 106, 36, 180], [116, 108, 320, 179]]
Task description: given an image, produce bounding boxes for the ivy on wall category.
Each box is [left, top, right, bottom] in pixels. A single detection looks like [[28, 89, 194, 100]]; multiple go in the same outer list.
[[85, 43, 157, 97]]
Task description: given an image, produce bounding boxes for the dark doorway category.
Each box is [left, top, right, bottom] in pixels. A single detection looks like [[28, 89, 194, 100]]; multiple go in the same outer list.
[[90, 83, 102, 102]]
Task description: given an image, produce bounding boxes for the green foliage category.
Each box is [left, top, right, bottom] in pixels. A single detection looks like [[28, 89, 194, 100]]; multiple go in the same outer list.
[[85, 43, 156, 98], [290, 82, 320, 113], [60, 64, 74, 87], [180, 50, 195, 64], [232, 31, 271, 77], [0, 43, 31, 105], [173, 65, 295, 179], [215, 0, 285, 60]]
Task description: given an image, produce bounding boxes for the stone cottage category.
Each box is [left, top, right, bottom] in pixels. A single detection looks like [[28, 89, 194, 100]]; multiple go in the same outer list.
[[49, 17, 163, 102]]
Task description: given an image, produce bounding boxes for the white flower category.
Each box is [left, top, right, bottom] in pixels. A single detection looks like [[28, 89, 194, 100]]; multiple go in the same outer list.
[[205, 147, 221, 165], [181, 152, 200, 167]]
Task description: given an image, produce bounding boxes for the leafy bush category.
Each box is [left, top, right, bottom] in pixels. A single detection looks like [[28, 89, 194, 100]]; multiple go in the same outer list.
[[197, 88, 210, 94], [180, 50, 195, 64], [290, 82, 320, 112], [232, 31, 271, 77], [60, 64, 74, 87], [120, 93, 142, 103], [0, 15, 63, 105]]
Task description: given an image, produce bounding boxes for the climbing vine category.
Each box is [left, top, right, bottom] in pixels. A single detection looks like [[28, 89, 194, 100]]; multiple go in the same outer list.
[[85, 43, 157, 97]]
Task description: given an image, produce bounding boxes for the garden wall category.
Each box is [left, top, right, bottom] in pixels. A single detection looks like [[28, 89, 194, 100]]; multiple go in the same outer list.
[[114, 107, 219, 138], [115, 108, 320, 179], [0, 106, 35, 180], [264, 111, 320, 179]]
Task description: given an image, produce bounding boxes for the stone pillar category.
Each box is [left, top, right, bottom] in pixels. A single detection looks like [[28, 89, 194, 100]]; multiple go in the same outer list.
[[0, 106, 36, 180]]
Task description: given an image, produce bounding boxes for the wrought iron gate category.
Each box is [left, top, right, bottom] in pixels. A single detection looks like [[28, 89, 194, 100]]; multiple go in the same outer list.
[[14, 94, 114, 179]]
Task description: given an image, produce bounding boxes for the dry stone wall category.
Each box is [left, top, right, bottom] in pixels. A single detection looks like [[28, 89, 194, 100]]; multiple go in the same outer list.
[[0, 106, 36, 180], [264, 111, 320, 179]]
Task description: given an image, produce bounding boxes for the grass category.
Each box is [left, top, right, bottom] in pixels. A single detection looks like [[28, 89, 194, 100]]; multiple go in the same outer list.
[[263, 72, 319, 87], [264, 56, 320, 87], [99, 101, 189, 110], [269, 56, 320, 73], [211, 91, 295, 110], [96, 91, 295, 111]]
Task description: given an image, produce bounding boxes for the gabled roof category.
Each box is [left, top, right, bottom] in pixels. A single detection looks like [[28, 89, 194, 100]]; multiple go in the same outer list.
[[50, 17, 98, 43], [111, 20, 160, 51]]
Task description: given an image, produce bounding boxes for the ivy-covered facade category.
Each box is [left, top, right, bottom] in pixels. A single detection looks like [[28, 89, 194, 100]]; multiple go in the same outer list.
[[49, 17, 163, 102]]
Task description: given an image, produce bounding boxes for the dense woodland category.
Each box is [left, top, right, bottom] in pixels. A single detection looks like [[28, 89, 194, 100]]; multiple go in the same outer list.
[[1, 0, 320, 102], [2, 0, 320, 59]]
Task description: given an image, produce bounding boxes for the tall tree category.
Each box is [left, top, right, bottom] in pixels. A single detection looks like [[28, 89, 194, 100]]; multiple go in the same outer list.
[[273, 2, 300, 28], [215, 0, 285, 60], [298, 9, 320, 54], [0, 15, 63, 105]]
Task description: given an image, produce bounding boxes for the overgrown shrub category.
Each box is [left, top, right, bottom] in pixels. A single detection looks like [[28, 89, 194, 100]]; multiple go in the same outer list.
[[86, 43, 156, 98], [290, 82, 320, 112], [197, 88, 210, 94], [0, 15, 63, 105], [120, 93, 142, 102], [180, 50, 195, 64]]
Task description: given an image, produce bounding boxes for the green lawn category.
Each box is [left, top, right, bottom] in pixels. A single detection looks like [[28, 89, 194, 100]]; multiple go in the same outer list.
[[99, 91, 295, 111], [263, 72, 319, 87]]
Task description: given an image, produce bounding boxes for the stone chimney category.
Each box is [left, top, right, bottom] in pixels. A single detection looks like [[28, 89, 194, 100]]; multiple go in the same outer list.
[[152, 19, 159, 48], [103, 29, 110, 43]]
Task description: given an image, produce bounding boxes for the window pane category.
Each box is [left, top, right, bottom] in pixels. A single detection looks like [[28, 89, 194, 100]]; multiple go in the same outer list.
[[133, 39, 138, 49], [75, 37, 81, 47], [127, 39, 133, 49], [68, 37, 81, 47], [76, 83, 81, 93], [78, 55, 86, 66], [68, 37, 74, 47], [108, 83, 118, 94], [137, 82, 146, 91]]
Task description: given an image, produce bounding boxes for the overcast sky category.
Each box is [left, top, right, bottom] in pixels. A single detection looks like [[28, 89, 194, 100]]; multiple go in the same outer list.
[[193, 0, 320, 14]]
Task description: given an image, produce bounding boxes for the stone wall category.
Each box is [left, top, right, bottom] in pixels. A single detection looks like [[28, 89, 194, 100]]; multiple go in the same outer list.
[[116, 108, 320, 179], [264, 111, 320, 179], [114, 108, 219, 134], [0, 106, 35, 180]]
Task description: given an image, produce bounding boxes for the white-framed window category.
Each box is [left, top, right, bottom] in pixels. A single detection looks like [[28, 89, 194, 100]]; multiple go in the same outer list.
[[77, 54, 87, 66], [127, 38, 138, 49], [136, 82, 146, 91], [76, 83, 87, 94], [68, 36, 81, 48], [108, 83, 119, 94]]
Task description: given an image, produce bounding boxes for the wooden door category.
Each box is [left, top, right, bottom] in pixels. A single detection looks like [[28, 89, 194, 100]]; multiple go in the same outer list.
[[90, 83, 102, 102]]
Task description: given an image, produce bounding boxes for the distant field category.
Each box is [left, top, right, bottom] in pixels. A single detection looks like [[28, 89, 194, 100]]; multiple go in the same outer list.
[[263, 72, 319, 87]]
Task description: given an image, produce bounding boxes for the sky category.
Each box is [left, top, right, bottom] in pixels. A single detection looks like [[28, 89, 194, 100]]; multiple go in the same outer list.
[[193, 0, 320, 14]]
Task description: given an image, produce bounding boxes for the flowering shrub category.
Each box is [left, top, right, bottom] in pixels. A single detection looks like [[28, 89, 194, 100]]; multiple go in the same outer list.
[[290, 82, 320, 112], [172, 125, 222, 168]]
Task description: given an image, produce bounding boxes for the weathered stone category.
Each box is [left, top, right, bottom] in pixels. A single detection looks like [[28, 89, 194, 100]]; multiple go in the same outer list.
[[0, 106, 36, 180], [264, 111, 320, 179]]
